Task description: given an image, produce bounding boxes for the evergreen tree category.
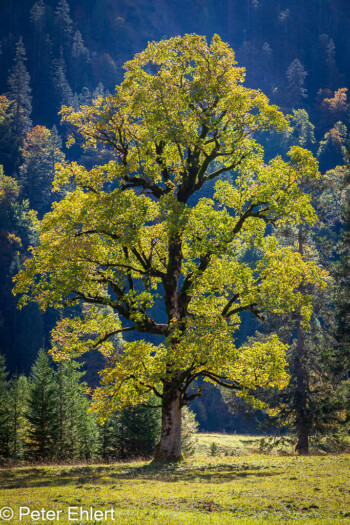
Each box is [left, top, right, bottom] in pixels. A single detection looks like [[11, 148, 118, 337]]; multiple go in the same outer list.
[[78, 87, 91, 106], [92, 82, 107, 101], [19, 125, 66, 216], [30, 0, 46, 34], [286, 58, 308, 108], [278, 166, 346, 454], [259, 109, 316, 161], [333, 149, 350, 374], [326, 38, 337, 87], [51, 55, 73, 110], [7, 37, 32, 136], [71, 30, 90, 91], [71, 30, 89, 62], [29, 5, 54, 125], [74, 395, 99, 461], [260, 169, 344, 453], [8, 375, 29, 461], [99, 416, 119, 461], [285, 109, 316, 150], [0, 354, 10, 460], [30, 0, 46, 63], [56, 359, 99, 460], [0, 96, 19, 176], [222, 163, 346, 454], [317, 121, 347, 172], [26, 349, 58, 460], [100, 403, 197, 460], [71, 88, 92, 111], [117, 405, 161, 459], [99, 401, 161, 460], [54, 0, 73, 51]]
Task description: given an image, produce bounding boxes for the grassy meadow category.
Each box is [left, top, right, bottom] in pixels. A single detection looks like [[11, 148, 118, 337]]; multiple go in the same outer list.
[[1, 434, 350, 524]]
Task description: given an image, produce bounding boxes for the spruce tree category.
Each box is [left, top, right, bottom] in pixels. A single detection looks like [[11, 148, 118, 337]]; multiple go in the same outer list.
[[279, 164, 345, 454], [74, 395, 99, 461], [19, 125, 66, 216], [0, 96, 19, 175], [262, 169, 344, 453], [7, 37, 32, 136], [51, 55, 73, 110], [117, 405, 161, 459], [29, 3, 54, 124], [9, 375, 29, 461], [222, 161, 346, 454], [54, 0, 73, 51], [326, 38, 337, 87], [333, 148, 350, 374], [286, 59, 308, 109], [99, 402, 161, 460], [285, 109, 316, 150], [99, 404, 197, 459], [92, 82, 107, 101], [317, 122, 347, 172], [30, 0, 46, 62], [0, 354, 10, 460], [26, 349, 58, 460], [99, 416, 119, 461], [30, 0, 45, 34], [71, 30, 90, 91], [56, 359, 99, 461]]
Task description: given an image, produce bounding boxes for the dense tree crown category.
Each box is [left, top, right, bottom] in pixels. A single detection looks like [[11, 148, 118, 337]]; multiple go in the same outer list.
[[14, 35, 326, 459]]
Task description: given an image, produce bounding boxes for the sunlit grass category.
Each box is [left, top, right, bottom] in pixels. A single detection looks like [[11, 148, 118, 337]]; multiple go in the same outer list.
[[1, 434, 350, 524]]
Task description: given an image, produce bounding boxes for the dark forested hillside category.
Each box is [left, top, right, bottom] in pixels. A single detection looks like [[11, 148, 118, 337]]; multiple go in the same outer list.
[[1, 1, 350, 127], [0, 0, 349, 435]]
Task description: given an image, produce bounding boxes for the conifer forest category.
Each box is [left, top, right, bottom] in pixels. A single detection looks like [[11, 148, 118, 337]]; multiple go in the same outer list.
[[1, 0, 350, 504]]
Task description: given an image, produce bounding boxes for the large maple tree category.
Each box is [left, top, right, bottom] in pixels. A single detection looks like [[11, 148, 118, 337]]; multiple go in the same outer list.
[[15, 34, 325, 461]]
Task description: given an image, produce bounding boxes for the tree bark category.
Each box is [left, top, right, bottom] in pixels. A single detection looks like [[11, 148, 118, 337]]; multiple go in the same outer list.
[[154, 386, 182, 462], [294, 223, 310, 456], [155, 226, 184, 462], [295, 319, 310, 456], [295, 420, 310, 455]]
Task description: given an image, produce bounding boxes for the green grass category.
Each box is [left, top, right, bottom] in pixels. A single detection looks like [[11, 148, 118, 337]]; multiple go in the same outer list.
[[1, 434, 350, 524], [197, 433, 268, 456]]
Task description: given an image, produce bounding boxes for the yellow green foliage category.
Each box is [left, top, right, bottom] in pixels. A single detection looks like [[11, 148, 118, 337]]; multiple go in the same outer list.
[[14, 35, 326, 414]]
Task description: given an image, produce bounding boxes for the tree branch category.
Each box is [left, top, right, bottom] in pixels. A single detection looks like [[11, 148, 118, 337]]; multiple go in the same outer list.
[[92, 326, 136, 348]]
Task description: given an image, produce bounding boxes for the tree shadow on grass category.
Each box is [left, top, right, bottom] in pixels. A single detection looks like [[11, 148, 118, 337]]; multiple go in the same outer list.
[[0, 461, 280, 489], [126, 461, 281, 483]]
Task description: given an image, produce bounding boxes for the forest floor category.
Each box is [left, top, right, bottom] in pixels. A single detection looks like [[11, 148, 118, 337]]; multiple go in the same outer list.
[[1, 434, 350, 524]]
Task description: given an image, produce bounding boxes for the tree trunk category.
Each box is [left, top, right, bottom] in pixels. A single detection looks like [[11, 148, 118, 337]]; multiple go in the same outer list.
[[154, 387, 182, 462], [295, 422, 310, 455], [294, 223, 310, 456], [295, 319, 310, 456]]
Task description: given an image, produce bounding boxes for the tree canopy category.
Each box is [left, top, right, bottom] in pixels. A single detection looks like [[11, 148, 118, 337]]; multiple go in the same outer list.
[[14, 34, 326, 460]]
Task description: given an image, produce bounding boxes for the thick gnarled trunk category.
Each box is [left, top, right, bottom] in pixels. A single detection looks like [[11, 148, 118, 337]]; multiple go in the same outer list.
[[154, 388, 182, 462]]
